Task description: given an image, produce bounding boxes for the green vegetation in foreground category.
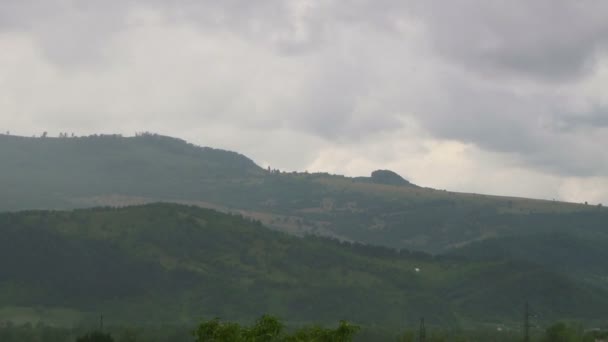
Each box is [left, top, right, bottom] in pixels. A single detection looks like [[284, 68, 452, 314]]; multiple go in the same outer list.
[[0, 204, 607, 330], [193, 315, 359, 342], [1, 133, 607, 253], [76, 331, 114, 342], [1, 318, 607, 342]]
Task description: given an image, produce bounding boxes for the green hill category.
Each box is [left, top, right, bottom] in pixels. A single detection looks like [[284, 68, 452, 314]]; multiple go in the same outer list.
[[0, 203, 606, 329], [0, 133, 262, 210], [1, 133, 606, 254], [449, 231, 608, 290]]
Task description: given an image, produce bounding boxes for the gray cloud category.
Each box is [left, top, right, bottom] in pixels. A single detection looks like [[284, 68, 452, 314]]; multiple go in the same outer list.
[[555, 107, 608, 130], [5, 1, 608, 78], [407, 0, 608, 81], [408, 71, 608, 176], [0, 0, 131, 65], [1, 0, 607, 201]]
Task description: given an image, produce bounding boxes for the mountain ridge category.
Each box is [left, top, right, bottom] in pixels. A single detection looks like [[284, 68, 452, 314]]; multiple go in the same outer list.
[[1, 132, 605, 253], [0, 132, 594, 204]]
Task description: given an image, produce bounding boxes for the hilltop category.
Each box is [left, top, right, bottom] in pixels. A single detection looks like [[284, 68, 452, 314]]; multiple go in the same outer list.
[[1, 133, 606, 253]]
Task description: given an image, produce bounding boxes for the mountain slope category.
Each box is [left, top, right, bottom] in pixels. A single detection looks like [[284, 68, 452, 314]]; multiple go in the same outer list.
[[0, 204, 606, 328], [449, 232, 608, 290], [1, 133, 606, 253], [0, 133, 262, 210]]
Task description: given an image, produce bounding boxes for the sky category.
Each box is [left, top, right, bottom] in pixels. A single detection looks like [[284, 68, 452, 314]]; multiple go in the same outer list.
[[1, 0, 608, 204]]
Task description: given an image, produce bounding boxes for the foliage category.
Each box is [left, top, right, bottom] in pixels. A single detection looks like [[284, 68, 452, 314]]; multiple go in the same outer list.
[[243, 315, 284, 341], [537, 322, 608, 342], [0, 204, 607, 328], [76, 331, 115, 342], [1, 320, 608, 342], [0, 323, 191, 342], [194, 316, 358, 342], [194, 318, 244, 341], [450, 232, 608, 291], [285, 321, 359, 342]]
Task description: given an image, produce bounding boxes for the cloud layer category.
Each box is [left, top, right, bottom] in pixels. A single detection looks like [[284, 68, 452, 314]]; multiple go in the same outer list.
[[1, 0, 607, 203]]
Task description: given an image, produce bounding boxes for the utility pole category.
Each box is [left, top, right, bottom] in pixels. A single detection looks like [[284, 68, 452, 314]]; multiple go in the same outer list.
[[523, 302, 530, 342], [419, 317, 426, 342], [100, 314, 104, 332]]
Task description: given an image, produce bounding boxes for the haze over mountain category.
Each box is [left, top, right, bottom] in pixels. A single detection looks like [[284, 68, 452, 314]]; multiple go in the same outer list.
[[2, 1, 608, 205], [1, 133, 606, 255], [1, 133, 608, 336]]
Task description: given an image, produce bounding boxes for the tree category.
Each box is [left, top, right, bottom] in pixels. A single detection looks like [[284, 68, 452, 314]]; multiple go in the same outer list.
[[332, 321, 360, 342], [541, 322, 580, 342], [284, 321, 359, 342], [76, 331, 115, 342], [193, 318, 243, 342], [194, 316, 359, 342], [243, 315, 284, 341]]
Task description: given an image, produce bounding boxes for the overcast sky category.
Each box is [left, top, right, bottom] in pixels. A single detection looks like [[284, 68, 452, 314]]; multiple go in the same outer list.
[[1, 0, 608, 204]]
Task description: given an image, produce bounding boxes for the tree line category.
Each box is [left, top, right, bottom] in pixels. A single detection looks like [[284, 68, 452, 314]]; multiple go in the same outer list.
[[1, 317, 607, 341]]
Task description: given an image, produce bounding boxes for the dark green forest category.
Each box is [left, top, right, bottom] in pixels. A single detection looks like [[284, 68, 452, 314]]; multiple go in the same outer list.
[[0, 204, 607, 332]]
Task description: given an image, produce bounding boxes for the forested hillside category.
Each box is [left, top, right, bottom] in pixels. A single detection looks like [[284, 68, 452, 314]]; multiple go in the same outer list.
[[1, 133, 606, 253], [450, 232, 608, 290], [0, 204, 605, 330]]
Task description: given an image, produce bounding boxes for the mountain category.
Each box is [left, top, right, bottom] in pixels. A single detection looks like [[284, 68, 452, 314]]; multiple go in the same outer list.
[[1, 133, 606, 253], [0, 203, 606, 329], [0, 133, 262, 210]]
